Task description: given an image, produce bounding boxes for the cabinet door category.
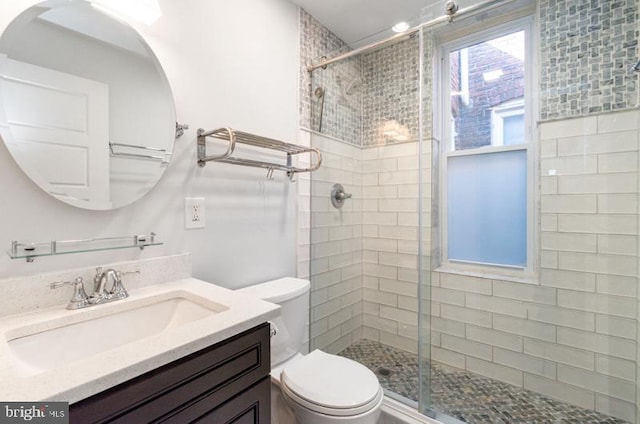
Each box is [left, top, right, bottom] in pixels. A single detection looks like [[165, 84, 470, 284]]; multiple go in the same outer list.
[[70, 323, 270, 424], [163, 377, 271, 424]]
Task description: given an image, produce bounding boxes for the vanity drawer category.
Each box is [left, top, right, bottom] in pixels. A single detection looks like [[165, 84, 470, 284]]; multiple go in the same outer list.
[[70, 322, 270, 424]]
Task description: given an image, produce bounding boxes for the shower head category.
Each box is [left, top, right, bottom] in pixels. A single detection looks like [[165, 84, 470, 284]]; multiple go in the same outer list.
[[336, 74, 364, 97], [345, 77, 363, 95]]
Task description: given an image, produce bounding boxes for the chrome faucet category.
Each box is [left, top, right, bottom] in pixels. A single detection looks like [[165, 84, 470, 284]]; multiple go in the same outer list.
[[51, 267, 139, 310], [93, 267, 118, 299]]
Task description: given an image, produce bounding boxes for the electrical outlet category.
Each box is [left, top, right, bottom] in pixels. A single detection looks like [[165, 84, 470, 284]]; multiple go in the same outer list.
[[185, 197, 205, 229]]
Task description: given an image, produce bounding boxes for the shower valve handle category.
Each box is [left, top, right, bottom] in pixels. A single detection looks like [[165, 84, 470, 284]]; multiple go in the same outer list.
[[331, 184, 352, 209]]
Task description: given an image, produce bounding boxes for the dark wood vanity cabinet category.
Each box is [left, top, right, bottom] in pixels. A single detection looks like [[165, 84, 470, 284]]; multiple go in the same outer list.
[[70, 323, 271, 424]]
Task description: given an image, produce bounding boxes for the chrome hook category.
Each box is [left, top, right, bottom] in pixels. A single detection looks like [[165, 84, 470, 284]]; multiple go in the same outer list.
[[175, 122, 189, 138]]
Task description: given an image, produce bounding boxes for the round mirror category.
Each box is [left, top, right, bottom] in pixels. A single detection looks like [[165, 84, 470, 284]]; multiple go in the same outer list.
[[0, 0, 176, 210]]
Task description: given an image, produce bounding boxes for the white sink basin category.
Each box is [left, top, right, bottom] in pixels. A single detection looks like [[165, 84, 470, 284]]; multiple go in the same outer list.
[[0, 278, 279, 403], [6, 293, 227, 377]]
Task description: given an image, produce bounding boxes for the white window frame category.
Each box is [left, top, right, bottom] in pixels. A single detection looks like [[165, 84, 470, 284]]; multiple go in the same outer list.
[[450, 48, 469, 106], [436, 16, 537, 281]]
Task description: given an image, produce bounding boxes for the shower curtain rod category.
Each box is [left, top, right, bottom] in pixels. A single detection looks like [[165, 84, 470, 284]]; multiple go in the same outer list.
[[307, 0, 519, 73]]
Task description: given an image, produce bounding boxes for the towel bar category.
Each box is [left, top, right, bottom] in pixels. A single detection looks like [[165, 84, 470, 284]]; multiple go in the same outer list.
[[196, 127, 322, 180]]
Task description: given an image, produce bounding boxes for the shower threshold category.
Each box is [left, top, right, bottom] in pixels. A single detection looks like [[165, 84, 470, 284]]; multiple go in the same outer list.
[[338, 339, 629, 424]]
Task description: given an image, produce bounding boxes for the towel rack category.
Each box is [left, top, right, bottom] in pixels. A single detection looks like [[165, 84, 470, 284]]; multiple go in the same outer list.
[[196, 127, 322, 180], [109, 142, 172, 164]]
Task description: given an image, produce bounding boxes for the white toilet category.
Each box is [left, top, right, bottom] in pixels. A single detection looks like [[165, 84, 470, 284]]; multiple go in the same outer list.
[[237, 277, 383, 424]]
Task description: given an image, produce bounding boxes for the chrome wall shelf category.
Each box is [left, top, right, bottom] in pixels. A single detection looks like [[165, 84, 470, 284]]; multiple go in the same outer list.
[[196, 127, 322, 180], [8, 233, 161, 262]]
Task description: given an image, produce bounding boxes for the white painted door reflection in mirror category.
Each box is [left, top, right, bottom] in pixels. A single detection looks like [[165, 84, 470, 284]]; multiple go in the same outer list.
[[0, 57, 111, 208], [0, 0, 176, 210]]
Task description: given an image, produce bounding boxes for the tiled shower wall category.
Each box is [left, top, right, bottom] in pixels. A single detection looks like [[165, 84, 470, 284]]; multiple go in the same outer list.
[[361, 37, 420, 147], [297, 130, 364, 353], [298, 138, 423, 356], [425, 0, 640, 416], [299, 9, 362, 145], [361, 142, 421, 354], [300, 9, 420, 148], [430, 111, 639, 422], [298, 8, 423, 357], [539, 0, 639, 120], [298, 1, 640, 422]]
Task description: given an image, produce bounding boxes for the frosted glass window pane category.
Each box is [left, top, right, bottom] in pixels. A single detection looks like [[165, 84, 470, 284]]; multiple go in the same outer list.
[[447, 150, 527, 266]]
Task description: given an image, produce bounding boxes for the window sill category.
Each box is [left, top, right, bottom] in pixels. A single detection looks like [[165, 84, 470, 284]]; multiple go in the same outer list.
[[433, 266, 539, 285]]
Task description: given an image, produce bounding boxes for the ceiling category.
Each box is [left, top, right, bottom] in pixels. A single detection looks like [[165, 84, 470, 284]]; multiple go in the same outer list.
[[289, 0, 434, 47]]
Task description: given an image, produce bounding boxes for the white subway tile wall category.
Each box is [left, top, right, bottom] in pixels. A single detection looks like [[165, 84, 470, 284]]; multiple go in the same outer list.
[[360, 143, 422, 355], [428, 112, 639, 422], [299, 132, 364, 353], [298, 136, 424, 355]]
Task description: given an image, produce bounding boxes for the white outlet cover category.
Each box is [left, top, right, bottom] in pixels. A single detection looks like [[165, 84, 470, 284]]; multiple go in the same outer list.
[[185, 197, 206, 229]]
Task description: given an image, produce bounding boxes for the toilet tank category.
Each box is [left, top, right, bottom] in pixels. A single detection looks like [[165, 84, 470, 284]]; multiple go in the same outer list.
[[236, 277, 310, 367]]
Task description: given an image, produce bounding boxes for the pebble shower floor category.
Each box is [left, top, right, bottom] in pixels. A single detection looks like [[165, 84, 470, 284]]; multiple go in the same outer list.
[[338, 339, 628, 424]]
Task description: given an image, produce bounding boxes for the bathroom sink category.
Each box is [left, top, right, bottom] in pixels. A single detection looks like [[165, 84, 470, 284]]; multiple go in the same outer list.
[[0, 277, 279, 403], [6, 293, 227, 377]]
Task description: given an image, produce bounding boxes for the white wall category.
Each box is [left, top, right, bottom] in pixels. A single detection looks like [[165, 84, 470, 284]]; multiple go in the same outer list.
[[0, 0, 300, 289]]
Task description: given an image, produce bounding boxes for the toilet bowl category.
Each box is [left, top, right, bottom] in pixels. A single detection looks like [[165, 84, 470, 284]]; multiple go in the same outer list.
[[237, 278, 383, 424]]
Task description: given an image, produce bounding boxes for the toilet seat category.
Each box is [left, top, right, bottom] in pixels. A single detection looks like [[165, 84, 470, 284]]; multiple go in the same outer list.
[[280, 350, 383, 417]]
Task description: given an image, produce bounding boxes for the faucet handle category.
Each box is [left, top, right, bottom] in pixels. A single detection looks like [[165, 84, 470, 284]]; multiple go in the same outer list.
[[50, 277, 89, 310], [119, 269, 140, 277], [50, 276, 84, 290], [110, 269, 138, 300]]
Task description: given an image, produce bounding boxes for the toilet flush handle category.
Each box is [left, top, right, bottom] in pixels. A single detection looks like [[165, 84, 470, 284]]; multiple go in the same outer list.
[[268, 321, 279, 338]]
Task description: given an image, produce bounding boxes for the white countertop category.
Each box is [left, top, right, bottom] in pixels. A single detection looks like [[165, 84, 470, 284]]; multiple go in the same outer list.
[[0, 278, 279, 403]]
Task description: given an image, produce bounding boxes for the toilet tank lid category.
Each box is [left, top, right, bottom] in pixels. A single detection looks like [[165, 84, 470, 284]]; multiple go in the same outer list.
[[237, 277, 310, 303]]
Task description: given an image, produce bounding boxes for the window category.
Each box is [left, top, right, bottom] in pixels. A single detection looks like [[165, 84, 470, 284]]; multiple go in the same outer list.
[[439, 18, 534, 276]]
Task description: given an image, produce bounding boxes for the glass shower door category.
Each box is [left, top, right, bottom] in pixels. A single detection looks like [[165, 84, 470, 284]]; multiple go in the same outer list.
[[303, 14, 429, 408], [418, 25, 433, 417]]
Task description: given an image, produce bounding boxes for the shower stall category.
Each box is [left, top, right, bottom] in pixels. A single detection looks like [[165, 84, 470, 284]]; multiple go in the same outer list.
[[298, 0, 640, 422]]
